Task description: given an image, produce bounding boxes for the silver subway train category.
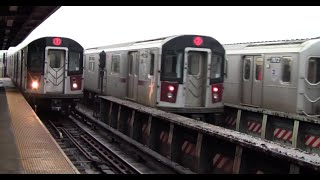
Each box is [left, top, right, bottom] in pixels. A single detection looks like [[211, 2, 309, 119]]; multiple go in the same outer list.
[[0, 51, 6, 77], [6, 36, 84, 112], [84, 35, 225, 121], [223, 37, 320, 117]]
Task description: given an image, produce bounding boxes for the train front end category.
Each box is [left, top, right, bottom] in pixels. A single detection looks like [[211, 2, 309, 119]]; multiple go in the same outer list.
[[26, 37, 84, 112], [157, 35, 225, 120]]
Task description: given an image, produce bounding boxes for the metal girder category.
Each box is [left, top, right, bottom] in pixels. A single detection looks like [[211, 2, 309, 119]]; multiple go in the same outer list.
[[0, 6, 60, 50]]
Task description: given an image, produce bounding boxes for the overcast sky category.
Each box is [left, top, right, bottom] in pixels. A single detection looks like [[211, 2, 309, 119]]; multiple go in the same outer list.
[[8, 6, 320, 52]]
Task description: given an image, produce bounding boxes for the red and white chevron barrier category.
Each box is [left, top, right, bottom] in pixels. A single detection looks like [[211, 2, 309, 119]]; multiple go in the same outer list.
[[212, 154, 234, 173], [273, 128, 292, 142], [225, 115, 236, 127], [247, 121, 262, 134], [305, 135, 320, 148], [159, 131, 169, 144], [181, 141, 196, 156]]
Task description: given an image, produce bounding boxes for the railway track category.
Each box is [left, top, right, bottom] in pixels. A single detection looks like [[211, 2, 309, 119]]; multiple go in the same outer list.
[[40, 111, 176, 174]]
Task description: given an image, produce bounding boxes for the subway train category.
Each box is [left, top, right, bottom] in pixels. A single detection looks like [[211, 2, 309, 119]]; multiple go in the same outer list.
[[223, 37, 320, 117], [6, 36, 84, 112], [83, 35, 225, 121]]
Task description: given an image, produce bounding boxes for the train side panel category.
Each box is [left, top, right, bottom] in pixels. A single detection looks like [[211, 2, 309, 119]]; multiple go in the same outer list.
[[223, 54, 242, 105], [262, 53, 299, 113], [105, 51, 128, 99], [136, 48, 159, 107]]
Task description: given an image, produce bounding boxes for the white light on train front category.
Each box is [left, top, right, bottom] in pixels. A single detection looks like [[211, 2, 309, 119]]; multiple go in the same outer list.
[[31, 81, 39, 89], [72, 83, 78, 88]]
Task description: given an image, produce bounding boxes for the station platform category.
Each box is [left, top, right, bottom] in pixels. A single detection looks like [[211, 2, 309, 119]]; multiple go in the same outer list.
[[0, 78, 78, 174]]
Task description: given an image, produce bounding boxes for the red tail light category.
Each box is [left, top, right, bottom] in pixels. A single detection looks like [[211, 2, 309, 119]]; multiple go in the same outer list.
[[160, 82, 179, 103], [70, 75, 82, 91], [212, 83, 223, 103]]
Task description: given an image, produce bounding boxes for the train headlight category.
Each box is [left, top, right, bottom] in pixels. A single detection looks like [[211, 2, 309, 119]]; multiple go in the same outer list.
[[167, 92, 173, 98], [72, 83, 78, 89], [31, 81, 39, 89]]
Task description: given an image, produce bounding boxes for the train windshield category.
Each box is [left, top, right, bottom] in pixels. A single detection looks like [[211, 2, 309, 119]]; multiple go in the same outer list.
[[210, 54, 223, 79], [68, 51, 82, 74], [28, 47, 44, 72], [161, 50, 183, 81], [308, 57, 320, 84]]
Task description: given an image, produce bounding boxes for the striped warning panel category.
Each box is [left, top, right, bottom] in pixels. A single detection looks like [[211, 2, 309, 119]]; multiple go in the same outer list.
[[181, 141, 196, 157], [305, 135, 320, 148], [159, 131, 169, 144], [273, 128, 292, 142], [225, 115, 236, 127], [247, 121, 262, 134], [212, 154, 234, 173]]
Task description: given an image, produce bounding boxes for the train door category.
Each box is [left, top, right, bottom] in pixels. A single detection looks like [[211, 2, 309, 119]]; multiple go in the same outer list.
[[44, 48, 67, 94], [241, 56, 263, 106], [127, 51, 139, 100], [185, 48, 209, 107]]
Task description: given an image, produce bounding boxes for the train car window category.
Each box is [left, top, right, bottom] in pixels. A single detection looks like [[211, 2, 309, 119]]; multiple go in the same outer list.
[[111, 54, 120, 73], [48, 50, 65, 69], [69, 52, 81, 72], [89, 62, 95, 71], [188, 52, 201, 75], [128, 53, 134, 75], [28, 47, 44, 72], [224, 58, 228, 79], [255, 58, 263, 81], [210, 54, 222, 79], [88, 56, 95, 71], [307, 57, 320, 84], [162, 51, 183, 79], [135, 53, 139, 75], [244, 59, 251, 80], [281, 57, 292, 83], [150, 53, 155, 76]]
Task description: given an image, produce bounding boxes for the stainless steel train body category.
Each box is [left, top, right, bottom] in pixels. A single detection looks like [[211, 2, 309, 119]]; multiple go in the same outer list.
[[0, 51, 6, 78], [84, 35, 225, 116], [6, 37, 84, 111], [223, 38, 320, 117]]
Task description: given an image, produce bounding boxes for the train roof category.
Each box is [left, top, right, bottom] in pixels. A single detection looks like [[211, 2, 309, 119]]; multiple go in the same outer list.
[[223, 37, 320, 54], [7, 36, 83, 56], [85, 34, 224, 54], [85, 35, 174, 53]]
